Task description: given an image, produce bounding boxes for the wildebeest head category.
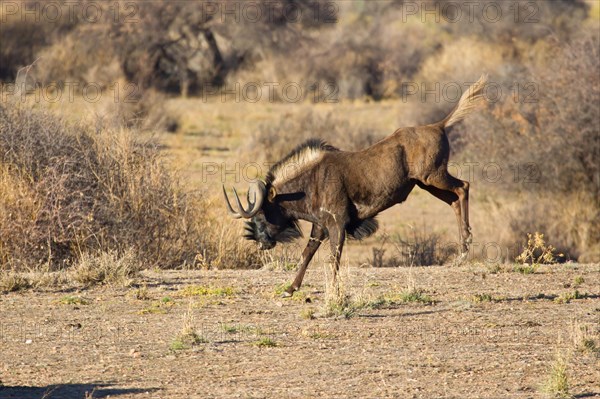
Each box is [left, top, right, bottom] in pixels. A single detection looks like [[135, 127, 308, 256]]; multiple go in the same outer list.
[[223, 181, 302, 250]]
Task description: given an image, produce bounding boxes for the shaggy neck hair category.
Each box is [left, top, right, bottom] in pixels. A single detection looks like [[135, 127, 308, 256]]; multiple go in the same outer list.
[[266, 139, 338, 187]]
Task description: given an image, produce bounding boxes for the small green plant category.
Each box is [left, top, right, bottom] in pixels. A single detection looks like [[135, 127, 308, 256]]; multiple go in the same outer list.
[[396, 288, 436, 305], [513, 264, 537, 274], [573, 276, 585, 287], [300, 308, 316, 320], [179, 285, 235, 297], [169, 338, 186, 351], [554, 290, 585, 304], [541, 349, 572, 399], [472, 293, 495, 303], [133, 284, 150, 300], [139, 297, 176, 314], [487, 263, 503, 274], [516, 232, 560, 267], [324, 296, 355, 319], [170, 303, 208, 351], [254, 337, 278, 347], [221, 324, 239, 334], [57, 295, 89, 305], [273, 283, 293, 297]]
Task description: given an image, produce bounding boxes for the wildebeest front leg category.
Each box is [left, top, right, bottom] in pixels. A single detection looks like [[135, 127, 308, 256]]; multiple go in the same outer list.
[[283, 224, 326, 297], [327, 223, 346, 293]]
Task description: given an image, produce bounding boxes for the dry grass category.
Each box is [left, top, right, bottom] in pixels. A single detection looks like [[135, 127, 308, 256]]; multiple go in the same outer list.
[[0, 102, 202, 270], [0, 101, 261, 278], [542, 347, 572, 399], [70, 249, 140, 287], [170, 302, 208, 350], [0, 250, 139, 292]]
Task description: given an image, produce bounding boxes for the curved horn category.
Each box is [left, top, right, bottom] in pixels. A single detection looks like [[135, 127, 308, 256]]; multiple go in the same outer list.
[[223, 181, 266, 219], [223, 185, 242, 219]]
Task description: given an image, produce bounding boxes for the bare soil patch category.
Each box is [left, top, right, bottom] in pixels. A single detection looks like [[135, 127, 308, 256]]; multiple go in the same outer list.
[[1, 264, 599, 398]]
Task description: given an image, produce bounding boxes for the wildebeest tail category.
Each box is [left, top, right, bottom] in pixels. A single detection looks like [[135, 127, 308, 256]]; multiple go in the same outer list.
[[439, 74, 488, 129]]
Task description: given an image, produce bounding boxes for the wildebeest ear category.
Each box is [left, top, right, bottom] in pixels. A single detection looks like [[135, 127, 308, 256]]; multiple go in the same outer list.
[[268, 186, 277, 202]]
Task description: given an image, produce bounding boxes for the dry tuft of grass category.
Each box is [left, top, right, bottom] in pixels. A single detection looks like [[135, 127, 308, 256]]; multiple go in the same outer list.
[[569, 320, 599, 355], [542, 348, 572, 399], [0, 272, 31, 293], [170, 302, 208, 351], [322, 260, 355, 319], [70, 249, 140, 288]]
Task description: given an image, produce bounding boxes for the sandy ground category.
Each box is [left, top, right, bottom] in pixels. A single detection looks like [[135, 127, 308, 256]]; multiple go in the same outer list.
[[1, 263, 599, 399]]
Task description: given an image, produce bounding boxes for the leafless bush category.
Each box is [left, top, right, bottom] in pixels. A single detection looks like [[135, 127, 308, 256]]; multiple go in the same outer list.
[[393, 229, 455, 267], [370, 228, 456, 267]]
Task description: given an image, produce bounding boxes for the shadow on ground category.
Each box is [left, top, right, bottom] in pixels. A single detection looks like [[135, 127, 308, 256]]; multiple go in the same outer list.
[[0, 383, 159, 399]]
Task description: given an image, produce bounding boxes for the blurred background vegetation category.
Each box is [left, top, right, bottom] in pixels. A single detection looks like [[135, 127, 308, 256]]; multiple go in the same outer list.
[[0, 0, 598, 276]]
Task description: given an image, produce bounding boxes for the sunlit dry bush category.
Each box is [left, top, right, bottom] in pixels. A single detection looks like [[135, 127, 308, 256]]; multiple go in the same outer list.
[[0, 102, 259, 271], [457, 32, 600, 261]]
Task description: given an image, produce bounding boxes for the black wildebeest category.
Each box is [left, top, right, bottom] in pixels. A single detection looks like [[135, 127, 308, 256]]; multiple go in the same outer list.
[[224, 75, 487, 297]]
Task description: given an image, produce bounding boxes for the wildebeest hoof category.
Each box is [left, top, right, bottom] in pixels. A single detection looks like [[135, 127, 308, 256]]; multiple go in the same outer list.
[[281, 291, 293, 298], [453, 251, 468, 266]]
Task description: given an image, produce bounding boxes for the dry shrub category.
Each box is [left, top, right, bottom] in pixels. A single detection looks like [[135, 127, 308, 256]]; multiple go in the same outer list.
[[0, 102, 236, 270], [371, 228, 456, 267], [439, 0, 589, 44], [34, 25, 122, 89], [456, 32, 600, 261], [392, 228, 456, 267], [257, 4, 435, 101]]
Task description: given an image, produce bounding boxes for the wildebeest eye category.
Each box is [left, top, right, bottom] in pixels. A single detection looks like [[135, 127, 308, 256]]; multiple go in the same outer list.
[[243, 221, 257, 241]]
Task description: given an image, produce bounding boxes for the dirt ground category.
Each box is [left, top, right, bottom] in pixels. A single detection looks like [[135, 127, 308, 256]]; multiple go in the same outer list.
[[1, 263, 598, 399]]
